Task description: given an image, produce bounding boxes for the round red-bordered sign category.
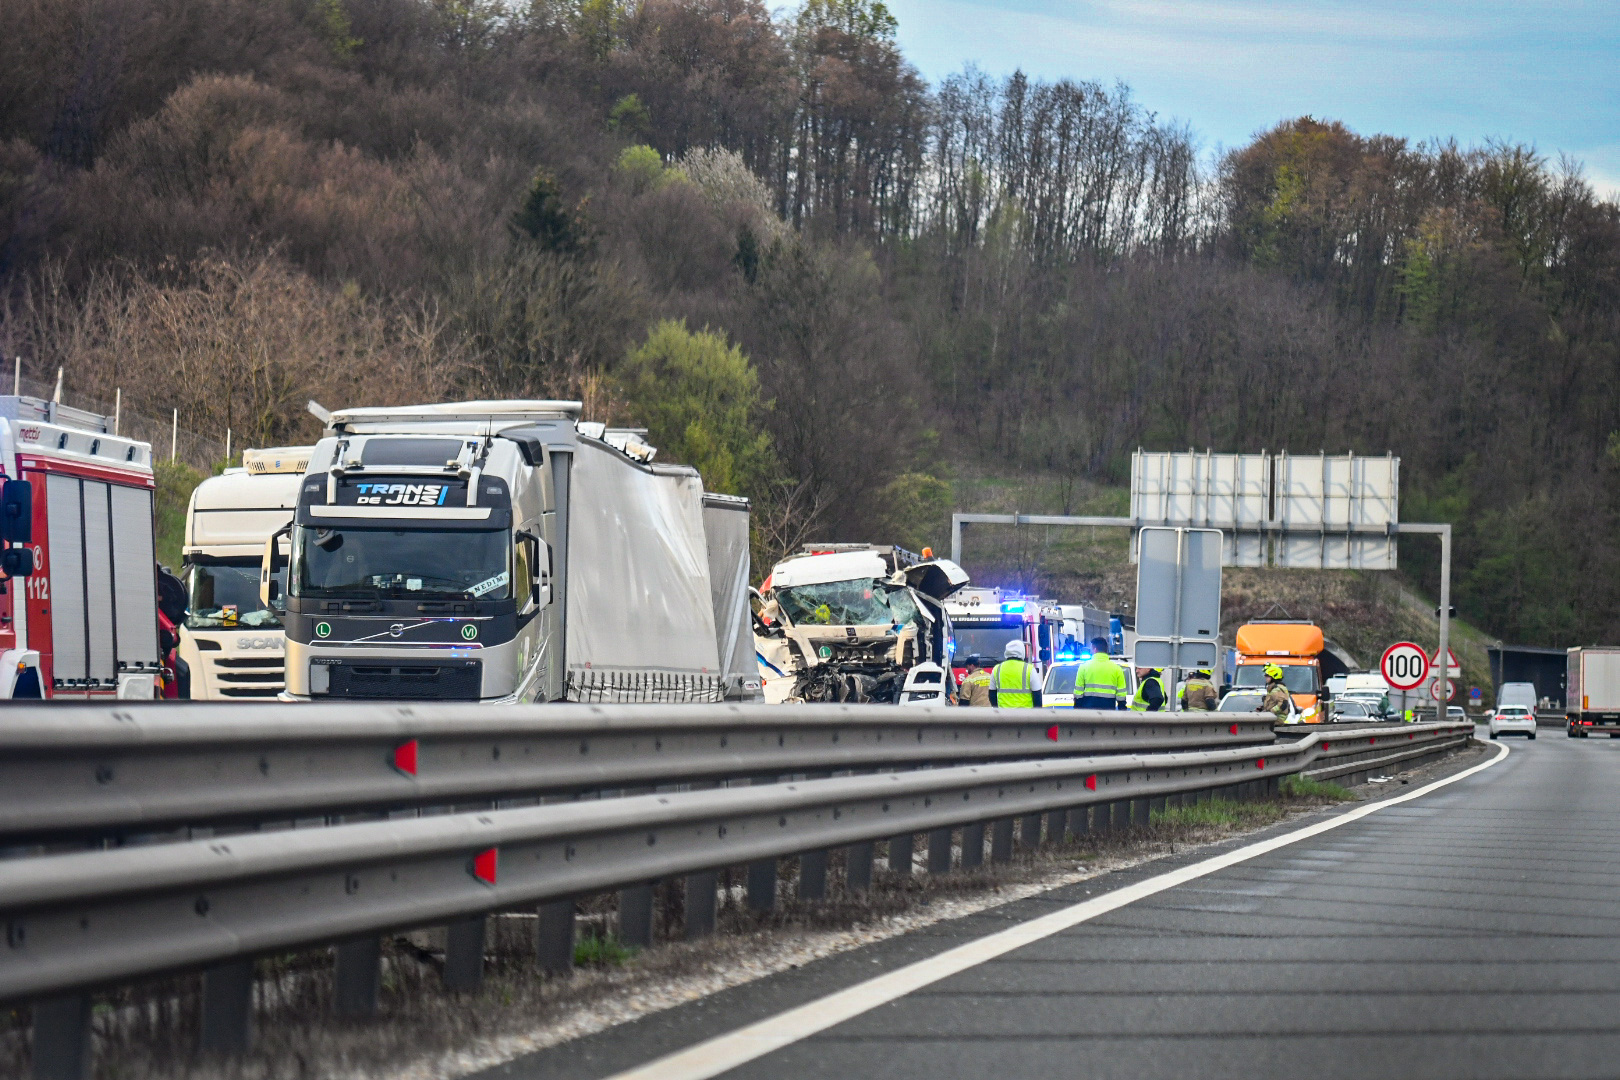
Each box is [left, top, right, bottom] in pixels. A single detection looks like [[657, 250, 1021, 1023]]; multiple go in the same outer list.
[[1381, 641, 1429, 691]]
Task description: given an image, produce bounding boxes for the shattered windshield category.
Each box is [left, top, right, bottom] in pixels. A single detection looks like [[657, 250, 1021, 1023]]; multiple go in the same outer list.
[[776, 580, 920, 628]]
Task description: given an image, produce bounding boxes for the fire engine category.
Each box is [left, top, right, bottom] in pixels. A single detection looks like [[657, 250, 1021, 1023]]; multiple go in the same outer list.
[[0, 396, 162, 698]]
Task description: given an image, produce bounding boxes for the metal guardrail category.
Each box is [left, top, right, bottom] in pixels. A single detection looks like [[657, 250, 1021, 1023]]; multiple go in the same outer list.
[[0, 703, 1276, 841], [0, 720, 1473, 1008]]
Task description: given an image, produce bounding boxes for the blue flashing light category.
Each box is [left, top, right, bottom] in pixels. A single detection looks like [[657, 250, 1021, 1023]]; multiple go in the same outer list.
[[1002, 601, 1026, 612]]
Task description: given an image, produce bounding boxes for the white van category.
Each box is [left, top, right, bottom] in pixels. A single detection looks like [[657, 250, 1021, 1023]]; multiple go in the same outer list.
[[1498, 682, 1538, 710]]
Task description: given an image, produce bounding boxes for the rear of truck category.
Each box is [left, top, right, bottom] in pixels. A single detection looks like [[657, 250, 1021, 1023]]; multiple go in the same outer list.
[[1566, 647, 1620, 738]]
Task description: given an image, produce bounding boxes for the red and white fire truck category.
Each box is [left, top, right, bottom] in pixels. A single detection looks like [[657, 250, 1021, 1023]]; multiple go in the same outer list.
[[0, 395, 162, 699]]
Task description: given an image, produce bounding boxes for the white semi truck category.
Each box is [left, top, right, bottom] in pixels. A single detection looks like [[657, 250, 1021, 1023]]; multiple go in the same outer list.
[[0, 395, 161, 699], [176, 447, 310, 699], [264, 400, 756, 703], [753, 544, 968, 704], [1566, 647, 1620, 738]]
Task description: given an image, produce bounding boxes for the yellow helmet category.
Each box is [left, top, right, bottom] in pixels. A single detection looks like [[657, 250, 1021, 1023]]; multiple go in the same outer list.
[[1264, 664, 1285, 681]]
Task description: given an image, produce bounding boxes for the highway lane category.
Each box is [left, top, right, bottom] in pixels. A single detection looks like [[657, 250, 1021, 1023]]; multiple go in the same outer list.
[[489, 733, 1620, 1080]]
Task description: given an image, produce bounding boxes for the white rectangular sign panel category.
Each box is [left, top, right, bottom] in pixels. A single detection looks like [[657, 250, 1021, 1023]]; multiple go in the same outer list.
[[1134, 527, 1222, 671]]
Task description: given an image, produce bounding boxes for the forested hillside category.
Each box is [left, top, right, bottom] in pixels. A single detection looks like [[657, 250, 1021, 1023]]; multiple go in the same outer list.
[[2, 0, 1618, 646]]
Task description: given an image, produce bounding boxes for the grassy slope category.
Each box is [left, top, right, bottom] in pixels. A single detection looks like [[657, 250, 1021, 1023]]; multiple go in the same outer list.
[[948, 469, 1499, 708]]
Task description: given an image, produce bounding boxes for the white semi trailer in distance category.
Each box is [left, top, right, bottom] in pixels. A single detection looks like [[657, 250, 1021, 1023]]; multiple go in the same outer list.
[[1566, 646, 1620, 738], [264, 400, 757, 703], [176, 447, 310, 699]]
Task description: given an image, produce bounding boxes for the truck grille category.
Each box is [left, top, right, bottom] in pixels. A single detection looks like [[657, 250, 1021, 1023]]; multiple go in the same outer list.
[[321, 659, 482, 701], [209, 656, 285, 699]]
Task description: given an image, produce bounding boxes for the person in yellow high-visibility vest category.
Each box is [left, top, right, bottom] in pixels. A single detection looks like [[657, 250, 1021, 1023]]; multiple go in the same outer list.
[[989, 640, 1043, 708], [1076, 637, 1128, 709]]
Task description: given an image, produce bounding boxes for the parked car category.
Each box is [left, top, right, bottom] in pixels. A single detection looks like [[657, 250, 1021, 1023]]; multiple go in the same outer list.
[[1219, 687, 1302, 724], [1041, 661, 1080, 708], [1331, 699, 1373, 721], [1489, 704, 1537, 740]]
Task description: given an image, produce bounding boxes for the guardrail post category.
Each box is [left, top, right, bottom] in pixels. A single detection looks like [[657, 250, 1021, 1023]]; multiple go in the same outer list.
[[199, 959, 255, 1055], [31, 993, 90, 1080], [334, 936, 381, 1016], [887, 834, 914, 875], [684, 871, 718, 938], [1045, 808, 1066, 842], [990, 818, 1014, 863], [1020, 814, 1041, 849], [1149, 796, 1167, 819], [1110, 800, 1130, 830], [961, 822, 986, 869], [620, 884, 655, 947], [799, 850, 828, 900], [1067, 805, 1090, 838], [846, 841, 874, 892], [928, 827, 953, 873], [1131, 799, 1150, 826], [536, 899, 575, 976], [443, 917, 486, 993], [747, 860, 778, 911]]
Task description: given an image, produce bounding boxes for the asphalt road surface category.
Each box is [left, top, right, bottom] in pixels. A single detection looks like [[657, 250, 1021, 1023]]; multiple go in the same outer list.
[[485, 731, 1620, 1080]]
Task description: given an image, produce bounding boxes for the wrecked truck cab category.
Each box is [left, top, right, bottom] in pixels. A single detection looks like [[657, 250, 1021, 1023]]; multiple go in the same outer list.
[[753, 545, 968, 705]]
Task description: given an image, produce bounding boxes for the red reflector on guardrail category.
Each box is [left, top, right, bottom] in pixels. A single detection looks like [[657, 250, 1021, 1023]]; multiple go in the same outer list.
[[1229, 724, 1239, 735], [472, 847, 498, 885], [1046, 725, 1059, 741], [1256, 759, 1266, 770], [1368, 737, 1377, 745], [1085, 774, 1097, 790], [1409, 733, 1415, 740], [393, 740, 419, 777]]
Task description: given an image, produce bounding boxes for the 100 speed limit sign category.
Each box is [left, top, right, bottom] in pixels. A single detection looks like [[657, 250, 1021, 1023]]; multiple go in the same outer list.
[[1381, 641, 1430, 690]]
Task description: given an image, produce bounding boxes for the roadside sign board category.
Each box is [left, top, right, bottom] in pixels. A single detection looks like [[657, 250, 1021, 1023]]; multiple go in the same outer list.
[[1430, 679, 1458, 702], [1134, 527, 1221, 669], [1381, 642, 1429, 691], [1430, 647, 1461, 678], [1470, 686, 1482, 702]]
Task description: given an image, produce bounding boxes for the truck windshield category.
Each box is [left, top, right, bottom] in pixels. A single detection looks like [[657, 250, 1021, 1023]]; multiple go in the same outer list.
[[290, 527, 511, 601], [775, 581, 919, 628], [1235, 665, 1317, 693], [185, 561, 282, 629], [953, 628, 1021, 663]]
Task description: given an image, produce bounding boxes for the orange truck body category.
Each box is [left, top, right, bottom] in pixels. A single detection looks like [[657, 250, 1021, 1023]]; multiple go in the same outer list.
[[1234, 622, 1325, 721]]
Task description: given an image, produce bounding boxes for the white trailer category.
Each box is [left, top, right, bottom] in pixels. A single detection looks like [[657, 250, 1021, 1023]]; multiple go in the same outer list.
[[177, 448, 310, 699], [267, 401, 755, 703], [0, 395, 159, 699], [1566, 647, 1620, 737]]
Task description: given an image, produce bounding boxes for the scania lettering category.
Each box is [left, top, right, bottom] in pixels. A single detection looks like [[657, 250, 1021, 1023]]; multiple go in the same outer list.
[[267, 401, 757, 703]]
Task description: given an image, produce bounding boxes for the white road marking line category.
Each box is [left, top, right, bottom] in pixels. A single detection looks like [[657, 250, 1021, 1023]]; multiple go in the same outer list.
[[602, 739, 1510, 1080]]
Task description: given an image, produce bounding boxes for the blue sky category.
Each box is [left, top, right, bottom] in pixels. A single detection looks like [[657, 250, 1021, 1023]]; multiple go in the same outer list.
[[884, 0, 1620, 198]]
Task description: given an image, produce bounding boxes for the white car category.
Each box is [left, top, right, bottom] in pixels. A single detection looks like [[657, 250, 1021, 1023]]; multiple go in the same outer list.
[[1489, 705, 1537, 740], [1218, 687, 1301, 723]]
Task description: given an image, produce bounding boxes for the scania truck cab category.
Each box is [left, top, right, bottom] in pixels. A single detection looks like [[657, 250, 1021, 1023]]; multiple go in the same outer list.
[[177, 447, 309, 699], [268, 400, 753, 703]]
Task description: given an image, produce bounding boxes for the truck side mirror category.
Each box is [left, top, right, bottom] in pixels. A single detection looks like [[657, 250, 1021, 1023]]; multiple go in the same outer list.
[[1, 546, 34, 578], [261, 524, 290, 610], [0, 480, 31, 544]]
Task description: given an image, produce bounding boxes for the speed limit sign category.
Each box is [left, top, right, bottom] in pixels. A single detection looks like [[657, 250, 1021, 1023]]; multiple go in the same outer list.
[[1381, 641, 1429, 691]]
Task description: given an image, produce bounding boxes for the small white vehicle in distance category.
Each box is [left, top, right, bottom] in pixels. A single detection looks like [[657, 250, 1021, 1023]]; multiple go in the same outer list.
[[1218, 687, 1301, 723], [1489, 704, 1537, 740]]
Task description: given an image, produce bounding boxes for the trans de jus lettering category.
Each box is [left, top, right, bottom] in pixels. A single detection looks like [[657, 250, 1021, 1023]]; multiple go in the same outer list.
[[352, 483, 450, 506]]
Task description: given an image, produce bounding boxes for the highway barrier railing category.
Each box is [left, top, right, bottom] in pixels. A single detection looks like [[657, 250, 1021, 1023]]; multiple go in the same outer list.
[[3, 713, 1474, 1080], [0, 703, 1276, 842]]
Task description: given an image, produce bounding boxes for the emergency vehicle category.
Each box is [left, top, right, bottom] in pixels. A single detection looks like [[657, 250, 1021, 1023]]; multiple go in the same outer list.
[[0, 396, 161, 698]]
